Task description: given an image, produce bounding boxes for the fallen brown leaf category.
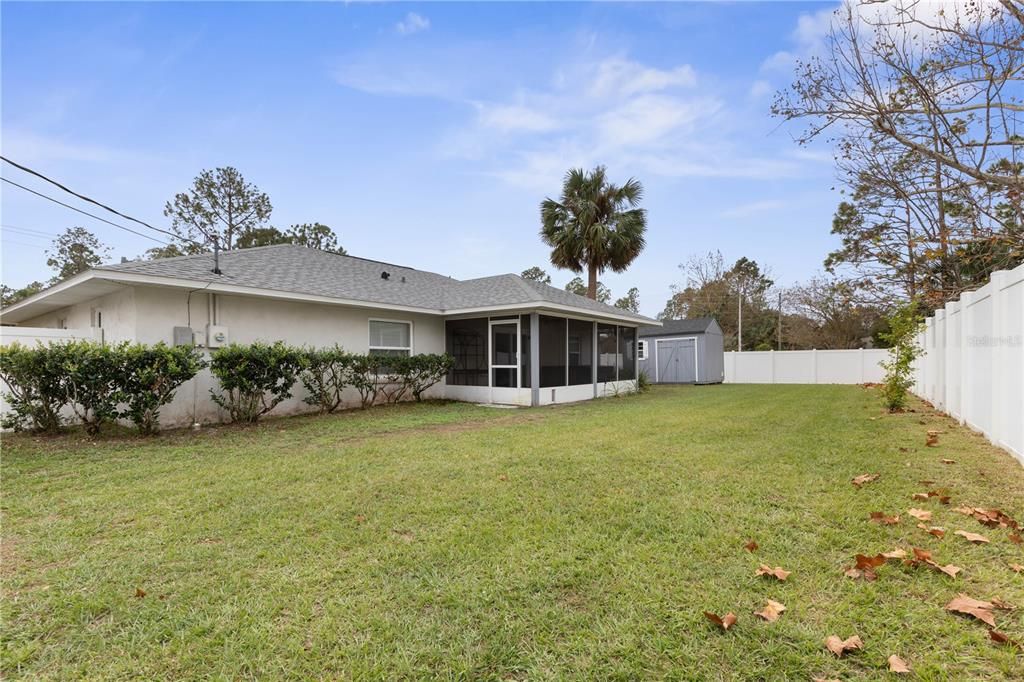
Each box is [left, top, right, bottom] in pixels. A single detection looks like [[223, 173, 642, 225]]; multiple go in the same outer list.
[[755, 564, 791, 581], [354, 514, 367, 524], [1010, 563, 1024, 573], [990, 597, 1014, 611], [851, 473, 880, 487], [906, 547, 960, 577], [497, 474, 508, 481], [954, 530, 990, 544], [844, 567, 874, 580], [754, 599, 786, 622], [824, 634, 863, 657], [134, 588, 146, 598], [856, 553, 886, 569], [917, 523, 946, 538], [911, 492, 931, 501], [926, 430, 940, 446], [869, 511, 900, 525], [881, 548, 907, 559], [989, 629, 1022, 649], [1009, 533, 1022, 545], [970, 508, 1019, 529], [945, 594, 997, 627], [888, 654, 911, 673], [744, 540, 758, 552], [908, 508, 933, 521], [953, 505, 975, 515], [703, 611, 737, 630], [940, 458, 956, 464]]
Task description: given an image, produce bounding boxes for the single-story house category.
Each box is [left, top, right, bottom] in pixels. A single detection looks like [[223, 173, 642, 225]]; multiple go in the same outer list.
[[0, 245, 657, 424], [636, 317, 724, 384]]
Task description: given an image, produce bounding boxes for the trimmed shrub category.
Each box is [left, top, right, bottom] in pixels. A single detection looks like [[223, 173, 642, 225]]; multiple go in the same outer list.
[[0, 342, 71, 433], [348, 354, 390, 408], [300, 346, 354, 414], [879, 301, 925, 412], [404, 354, 454, 402], [635, 369, 652, 394], [120, 343, 206, 434], [61, 341, 122, 434], [209, 342, 306, 423]]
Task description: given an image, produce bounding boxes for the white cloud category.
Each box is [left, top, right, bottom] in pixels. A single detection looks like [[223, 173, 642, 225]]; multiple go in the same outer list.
[[762, 1, 989, 72], [749, 79, 773, 99], [1, 129, 124, 164], [596, 94, 711, 146], [474, 103, 562, 133], [395, 12, 430, 36], [719, 199, 788, 219], [588, 57, 696, 98]]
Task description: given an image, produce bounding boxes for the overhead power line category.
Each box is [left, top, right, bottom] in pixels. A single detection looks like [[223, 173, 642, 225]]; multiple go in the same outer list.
[[0, 155, 196, 245], [1, 177, 168, 245]]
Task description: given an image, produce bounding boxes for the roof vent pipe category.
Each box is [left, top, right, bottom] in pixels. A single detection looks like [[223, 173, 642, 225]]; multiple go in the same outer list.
[[381, 271, 390, 280], [212, 238, 222, 275]]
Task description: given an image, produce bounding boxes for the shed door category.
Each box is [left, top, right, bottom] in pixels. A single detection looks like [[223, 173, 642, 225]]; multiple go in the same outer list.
[[656, 338, 696, 383]]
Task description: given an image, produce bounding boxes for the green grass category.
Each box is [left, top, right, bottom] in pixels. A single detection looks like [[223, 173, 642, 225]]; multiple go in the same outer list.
[[3, 385, 1023, 680]]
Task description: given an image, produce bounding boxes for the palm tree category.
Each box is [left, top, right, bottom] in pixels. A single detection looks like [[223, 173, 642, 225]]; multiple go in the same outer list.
[[540, 166, 647, 300]]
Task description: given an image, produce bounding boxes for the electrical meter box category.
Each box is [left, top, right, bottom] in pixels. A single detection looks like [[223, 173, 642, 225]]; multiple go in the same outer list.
[[206, 325, 229, 348]]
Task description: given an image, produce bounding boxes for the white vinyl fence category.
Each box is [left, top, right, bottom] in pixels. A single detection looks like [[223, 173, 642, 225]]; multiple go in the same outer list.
[[724, 348, 888, 384], [913, 262, 1023, 464], [0, 327, 104, 425], [0, 326, 102, 346]]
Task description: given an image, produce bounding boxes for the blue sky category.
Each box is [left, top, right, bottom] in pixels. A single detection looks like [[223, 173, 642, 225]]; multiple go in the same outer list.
[[1, 1, 842, 316]]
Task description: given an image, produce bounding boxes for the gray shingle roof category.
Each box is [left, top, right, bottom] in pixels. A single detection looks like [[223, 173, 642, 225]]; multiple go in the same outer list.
[[637, 317, 718, 336], [97, 244, 655, 323]]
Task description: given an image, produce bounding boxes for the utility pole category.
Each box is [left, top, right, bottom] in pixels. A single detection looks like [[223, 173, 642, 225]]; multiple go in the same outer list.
[[777, 290, 783, 350], [737, 285, 743, 352]]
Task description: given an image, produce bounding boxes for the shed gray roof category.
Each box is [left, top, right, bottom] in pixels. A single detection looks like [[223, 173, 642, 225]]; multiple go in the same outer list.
[[637, 317, 718, 336], [92, 244, 654, 323]]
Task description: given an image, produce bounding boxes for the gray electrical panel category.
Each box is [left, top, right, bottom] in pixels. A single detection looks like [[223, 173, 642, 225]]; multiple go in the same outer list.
[[173, 326, 194, 347]]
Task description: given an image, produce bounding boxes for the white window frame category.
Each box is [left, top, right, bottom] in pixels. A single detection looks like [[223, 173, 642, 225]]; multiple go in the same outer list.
[[637, 340, 648, 361], [368, 318, 414, 356], [487, 317, 520, 389]]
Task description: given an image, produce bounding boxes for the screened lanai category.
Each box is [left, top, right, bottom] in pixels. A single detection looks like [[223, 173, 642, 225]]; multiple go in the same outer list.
[[443, 313, 637, 406]]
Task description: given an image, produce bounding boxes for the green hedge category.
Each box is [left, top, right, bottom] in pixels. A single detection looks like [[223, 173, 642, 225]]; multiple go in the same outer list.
[[0, 341, 205, 434], [300, 349, 453, 411], [209, 342, 307, 423], [1, 340, 455, 432]]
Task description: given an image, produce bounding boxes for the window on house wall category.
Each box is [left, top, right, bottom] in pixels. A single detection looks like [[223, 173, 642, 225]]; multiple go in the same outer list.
[[637, 340, 648, 361], [618, 326, 636, 381], [445, 318, 487, 386], [369, 320, 412, 357], [539, 315, 567, 388], [568, 319, 594, 385], [597, 324, 617, 382]]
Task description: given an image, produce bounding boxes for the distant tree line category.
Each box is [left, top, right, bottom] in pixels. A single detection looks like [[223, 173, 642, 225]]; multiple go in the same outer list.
[[772, 0, 1023, 310], [2, 166, 344, 307]]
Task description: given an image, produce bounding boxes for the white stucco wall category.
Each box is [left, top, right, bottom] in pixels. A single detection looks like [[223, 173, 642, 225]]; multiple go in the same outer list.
[[6, 283, 641, 429], [128, 286, 447, 426], [20, 287, 136, 344]]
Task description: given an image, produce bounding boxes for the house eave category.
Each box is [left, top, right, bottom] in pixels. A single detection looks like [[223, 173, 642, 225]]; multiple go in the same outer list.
[[1, 268, 662, 327]]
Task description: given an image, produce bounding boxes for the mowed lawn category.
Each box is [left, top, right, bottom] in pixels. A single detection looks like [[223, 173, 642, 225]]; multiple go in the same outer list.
[[3, 385, 1023, 680]]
